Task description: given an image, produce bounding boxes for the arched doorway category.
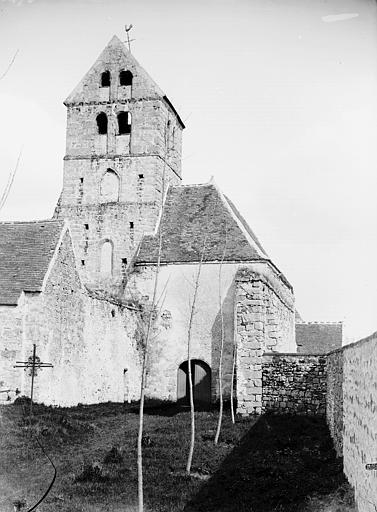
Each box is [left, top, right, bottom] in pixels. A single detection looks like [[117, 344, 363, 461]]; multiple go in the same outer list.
[[177, 360, 211, 408]]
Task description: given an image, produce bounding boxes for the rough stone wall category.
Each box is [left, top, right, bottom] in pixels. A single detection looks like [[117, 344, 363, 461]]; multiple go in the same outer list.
[[262, 354, 326, 415], [0, 306, 22, 403], [342, 333, 377, 512], [326, 348, 343, 455], [235, 266, 295, 415], [18, 229, 140, 406], [325, 333, 377, 511]]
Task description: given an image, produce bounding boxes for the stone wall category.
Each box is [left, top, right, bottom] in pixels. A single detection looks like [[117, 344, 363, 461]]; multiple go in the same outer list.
[[0, 306, 22, 403], [235, 266, 295, 415], [13, 228, 140, 407], [326, 348, 343, 455], [262, 353, 326, 415], [129, 263, 237, 402], [326, 332, 377, 512]]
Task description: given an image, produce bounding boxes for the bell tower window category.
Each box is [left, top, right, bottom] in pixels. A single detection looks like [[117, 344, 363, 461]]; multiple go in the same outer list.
[[119, 70, 133, 86], [100, 71, 110, 87], [118, 112, 131, 135], [96, 112, 108, 135]]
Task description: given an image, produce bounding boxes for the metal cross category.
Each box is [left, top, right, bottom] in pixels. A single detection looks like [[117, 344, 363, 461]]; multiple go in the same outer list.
[[14, 344, 53, 416], [124, 24, 135, 52]]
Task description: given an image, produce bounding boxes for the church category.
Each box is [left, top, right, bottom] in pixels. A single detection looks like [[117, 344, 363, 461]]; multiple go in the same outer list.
[[0, 36, 340, 415]]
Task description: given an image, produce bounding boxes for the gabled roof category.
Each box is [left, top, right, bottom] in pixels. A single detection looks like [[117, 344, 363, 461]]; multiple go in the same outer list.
[[0, 220, 64, 305], [136, 182, 269, 264], [65, 35, 184, 127]]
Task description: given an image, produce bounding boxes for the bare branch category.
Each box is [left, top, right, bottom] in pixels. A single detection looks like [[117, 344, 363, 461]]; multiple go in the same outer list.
[[0, 49, 19, 81], [0, 148, 22, 214]]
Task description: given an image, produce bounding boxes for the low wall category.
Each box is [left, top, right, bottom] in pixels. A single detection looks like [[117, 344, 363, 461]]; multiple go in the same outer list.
[[326, 332, 377, 512], [262, 353, 326, 415]]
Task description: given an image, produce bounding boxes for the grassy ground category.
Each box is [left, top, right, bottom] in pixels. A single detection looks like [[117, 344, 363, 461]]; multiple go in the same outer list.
[[0, 400, 355, 512]]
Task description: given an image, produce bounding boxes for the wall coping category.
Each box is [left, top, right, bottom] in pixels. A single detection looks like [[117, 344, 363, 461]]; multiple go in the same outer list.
[[327, 330, 377, 356], [263, 352, 326, 358]]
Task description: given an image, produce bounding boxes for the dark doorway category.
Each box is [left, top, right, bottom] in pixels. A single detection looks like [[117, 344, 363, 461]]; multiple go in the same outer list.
[[177, 360, 211, 408]]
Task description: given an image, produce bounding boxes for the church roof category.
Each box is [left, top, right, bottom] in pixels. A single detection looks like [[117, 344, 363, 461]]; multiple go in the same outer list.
[[0, 220, 64, 305], [136, 182, 270, 264]]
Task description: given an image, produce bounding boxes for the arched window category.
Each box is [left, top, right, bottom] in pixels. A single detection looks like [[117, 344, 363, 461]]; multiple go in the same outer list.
[[100, 71, 110, 87], [100, 240, 113, 275], [118, 111, 131, 135], [96, 112, 108, 135], [100, 169, 120, 202], [119, 70, 133, 86]]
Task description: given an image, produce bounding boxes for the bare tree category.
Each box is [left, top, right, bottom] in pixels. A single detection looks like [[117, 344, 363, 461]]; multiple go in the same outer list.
[[185, 241, 208, 474], [214, 225, 228, 444], [137, 120, 173, 511]]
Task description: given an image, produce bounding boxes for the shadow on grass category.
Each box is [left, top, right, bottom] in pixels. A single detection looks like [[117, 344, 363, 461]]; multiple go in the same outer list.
[[184, 415, 346, 512], [129, 400, 216, 417]]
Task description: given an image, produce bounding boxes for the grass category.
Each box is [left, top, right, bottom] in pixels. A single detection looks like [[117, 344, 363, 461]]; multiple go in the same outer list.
[[0, 400, 355, 512]]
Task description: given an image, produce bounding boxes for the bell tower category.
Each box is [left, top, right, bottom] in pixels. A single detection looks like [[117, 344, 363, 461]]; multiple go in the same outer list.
[[55, 35, 184, 291]]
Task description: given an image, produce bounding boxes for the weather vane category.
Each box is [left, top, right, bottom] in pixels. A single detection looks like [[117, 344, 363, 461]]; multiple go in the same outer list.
[[124, 24, 135, 52]]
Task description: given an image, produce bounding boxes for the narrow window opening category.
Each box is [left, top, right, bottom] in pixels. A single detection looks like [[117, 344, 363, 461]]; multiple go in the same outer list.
[[118, 112, 131, 135], [100, 71, 110, 87], [80, 177, 84, 184], [119, 70, 133, 86], [121, 258, 128, 280], [129, 222, 134, 229], [100, 241, 113, 275], [96, 112, 108, 135], [81, 260, 85, 266], [84, 223, 89, 230], [111, 309, 116, 318]]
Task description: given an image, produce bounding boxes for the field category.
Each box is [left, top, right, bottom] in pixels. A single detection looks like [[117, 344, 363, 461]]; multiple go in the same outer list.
[[0, 400, 355, 511]]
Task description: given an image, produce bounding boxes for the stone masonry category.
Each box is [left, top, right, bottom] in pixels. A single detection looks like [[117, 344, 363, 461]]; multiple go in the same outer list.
[[326, 332, 377, 512], [235, 266, 295, 415], [262, 353, 327, 415]]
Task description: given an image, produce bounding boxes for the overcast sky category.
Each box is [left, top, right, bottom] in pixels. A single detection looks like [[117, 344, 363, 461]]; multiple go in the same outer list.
[[0, 0, 376, 343]]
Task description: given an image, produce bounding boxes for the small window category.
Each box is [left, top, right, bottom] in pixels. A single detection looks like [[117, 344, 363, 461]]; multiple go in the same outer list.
[[84, 223, 89, 230], [81, 260, 85, 266], [119, 70, 133, 86], [101, 71, 110, 87], [118, 112, 131, 135], [129, 222, 134, 229], [138, 174, 144, 179], [80, 177, 84, 184], [96, 112, 108, 135]]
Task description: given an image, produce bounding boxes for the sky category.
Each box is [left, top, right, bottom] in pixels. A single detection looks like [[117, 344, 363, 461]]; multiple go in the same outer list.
[[0, 0, 376, 343]]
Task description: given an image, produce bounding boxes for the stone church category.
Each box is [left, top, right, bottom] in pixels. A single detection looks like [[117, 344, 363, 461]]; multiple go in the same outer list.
[[0, 36, 340, 414]]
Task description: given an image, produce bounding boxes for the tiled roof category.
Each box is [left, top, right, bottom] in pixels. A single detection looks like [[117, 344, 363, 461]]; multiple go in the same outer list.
[[296, 322, 343, 354], [0, 220, 64, 305], [136, 183, 269, 264]]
